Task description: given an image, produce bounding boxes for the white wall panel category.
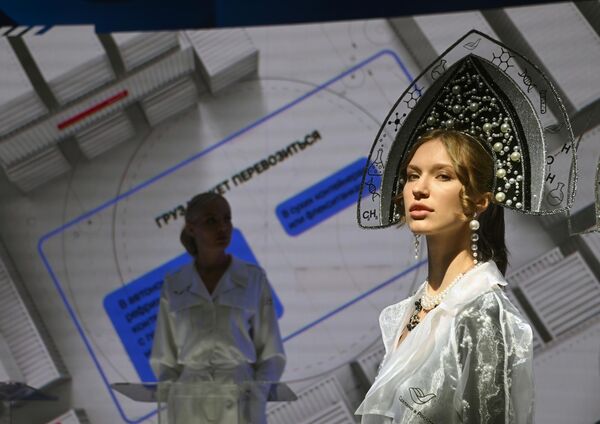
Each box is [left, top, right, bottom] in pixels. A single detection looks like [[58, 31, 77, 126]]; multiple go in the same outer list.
[[353, 342, 385, 385], [184, 29, 258, 93], [0, 39, 47, 136], [76, 111, 135, 159], [414, 11, 498, 54], [141, 76, 199, 126], [519, 252, 600, 339], [267, 376, 350, 424], [112, 32, 179, 71], [505, 3, 600, 110], [0, 48, 195, 166], [0, 244, 68, 388], [24, 26, 115, 104], [3, 145, 70, 192]]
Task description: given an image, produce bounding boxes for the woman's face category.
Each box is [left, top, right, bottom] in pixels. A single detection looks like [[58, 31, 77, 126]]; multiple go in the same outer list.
[[402, 138, 468, 237], [186, 197, 233, 251]]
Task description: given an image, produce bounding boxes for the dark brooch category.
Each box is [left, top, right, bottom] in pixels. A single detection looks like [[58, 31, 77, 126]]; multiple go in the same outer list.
[[406, 299, 424, 331]]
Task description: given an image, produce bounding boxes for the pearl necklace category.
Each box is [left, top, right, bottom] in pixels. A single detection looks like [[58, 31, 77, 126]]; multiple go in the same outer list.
[[406, 265, 479, 332], [421, 272, 465, 310]]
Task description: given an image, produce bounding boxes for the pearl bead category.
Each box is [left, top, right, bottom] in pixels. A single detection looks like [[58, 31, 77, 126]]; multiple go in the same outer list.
[[504, 183, 511, 190], [510, 152, 521, 162], [495, 192, 506, 202], [471, 233, 479, 241], [509, 178, 515, 184], [496, 168, 506, 178], [516, 175, 523, 182], [506, 199, 513, 206], [469, 102, 479, 111], [493, 142, 503, 152], [500, 123, 510, 133], [516, 202, 523, 209], [471, 244, 478, 251], [483, 123, 492, 133], [452, 85, 461, 94], [427, 116, 436, 125], [469, 219, 480, 231], [452, 104, 462, 114]]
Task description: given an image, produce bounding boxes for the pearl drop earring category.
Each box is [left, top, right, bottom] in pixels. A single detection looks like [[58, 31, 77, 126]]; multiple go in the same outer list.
[[469, 213, 480, 264], [414, 234, 421, 260]]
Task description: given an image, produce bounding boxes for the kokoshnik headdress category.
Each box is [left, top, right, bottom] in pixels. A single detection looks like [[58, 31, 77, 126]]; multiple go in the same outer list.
[[357, 30, 577, 229]]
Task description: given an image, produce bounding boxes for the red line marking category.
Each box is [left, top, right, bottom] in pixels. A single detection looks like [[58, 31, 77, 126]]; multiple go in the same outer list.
[[57, 90, 129, 130]]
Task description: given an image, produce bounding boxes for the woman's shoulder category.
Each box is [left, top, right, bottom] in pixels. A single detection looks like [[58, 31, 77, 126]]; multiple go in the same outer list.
[[233, 257, 266, 274], [163, 261, 195, 286], [230, 257, 268, 281], [455, 287, 533, 342]]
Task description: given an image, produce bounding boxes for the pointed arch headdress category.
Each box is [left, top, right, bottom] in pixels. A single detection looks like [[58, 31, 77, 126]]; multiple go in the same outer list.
[[357, 30, 577, 229]]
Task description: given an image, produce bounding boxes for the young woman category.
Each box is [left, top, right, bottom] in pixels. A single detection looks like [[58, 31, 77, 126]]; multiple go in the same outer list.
[[151, 192, 285, 424], [356, 129, 534, 423], [355, 31, 577, 423]]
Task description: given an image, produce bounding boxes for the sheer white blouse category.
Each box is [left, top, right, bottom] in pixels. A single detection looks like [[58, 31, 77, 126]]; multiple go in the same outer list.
[[356, 261, 534, 424]]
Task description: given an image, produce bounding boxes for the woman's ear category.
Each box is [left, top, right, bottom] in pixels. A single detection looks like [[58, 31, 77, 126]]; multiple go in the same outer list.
[[476, 193, 492, 215]]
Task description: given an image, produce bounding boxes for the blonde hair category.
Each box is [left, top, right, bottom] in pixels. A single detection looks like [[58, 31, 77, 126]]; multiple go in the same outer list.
[[396, 129, 508, 274], [180, 192, 229, 256]]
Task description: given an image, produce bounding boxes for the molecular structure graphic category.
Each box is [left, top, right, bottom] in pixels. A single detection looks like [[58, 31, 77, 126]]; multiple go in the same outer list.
[[492, 48, 514, 72], [518, 68, 536, 93], [430, 59, 447, 80], [387, 111, 407, 131], [404, 87, 422, 110]]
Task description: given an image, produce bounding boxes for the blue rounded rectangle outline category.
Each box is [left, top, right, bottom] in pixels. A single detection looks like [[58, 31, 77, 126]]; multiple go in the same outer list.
[[276, 157, 369, 236], [36, 49, 414, 424]]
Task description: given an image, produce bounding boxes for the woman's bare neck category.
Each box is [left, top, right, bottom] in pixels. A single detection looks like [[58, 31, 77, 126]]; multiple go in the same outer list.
[[425, 231, 474, 293]]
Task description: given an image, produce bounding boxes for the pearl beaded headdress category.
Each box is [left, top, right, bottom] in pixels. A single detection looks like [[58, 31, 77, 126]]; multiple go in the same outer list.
[[357, 30, 577, 229], [415, 56, 526, 209]]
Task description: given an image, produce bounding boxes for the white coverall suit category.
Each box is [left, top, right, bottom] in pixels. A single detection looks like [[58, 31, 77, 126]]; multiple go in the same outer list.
[[150, 257, 286, 424]]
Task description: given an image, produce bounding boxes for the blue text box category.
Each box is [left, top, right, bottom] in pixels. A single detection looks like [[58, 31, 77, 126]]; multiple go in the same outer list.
[[276, 158, 382, 236]]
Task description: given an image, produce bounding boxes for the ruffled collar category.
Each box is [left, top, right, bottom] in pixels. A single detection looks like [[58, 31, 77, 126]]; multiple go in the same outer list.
[[430, 261, 506, 314]]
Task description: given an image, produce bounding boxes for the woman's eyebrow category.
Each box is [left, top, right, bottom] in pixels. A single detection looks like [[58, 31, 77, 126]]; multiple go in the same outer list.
[[406, 163, 454, 171]]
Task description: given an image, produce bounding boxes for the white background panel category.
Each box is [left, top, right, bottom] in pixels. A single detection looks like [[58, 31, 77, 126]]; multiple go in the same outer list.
[[505, 2, 600, 110], [0, 8, 598, 424]]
